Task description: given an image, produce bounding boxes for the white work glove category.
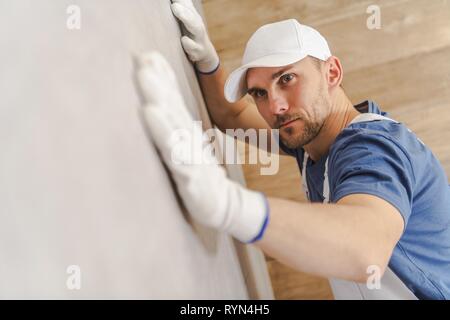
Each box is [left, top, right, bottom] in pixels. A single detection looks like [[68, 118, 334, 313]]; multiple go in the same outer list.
[[133, 51, 269, 243], [170, 0, 220, 74]]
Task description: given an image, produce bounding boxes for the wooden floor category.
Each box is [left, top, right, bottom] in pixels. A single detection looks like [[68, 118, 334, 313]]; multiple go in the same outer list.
[[203, 0, 450, 299]]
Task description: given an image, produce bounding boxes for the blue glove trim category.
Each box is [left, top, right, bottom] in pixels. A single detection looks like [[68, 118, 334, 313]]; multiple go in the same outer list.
[[247, 193, 270, 243], [195, 61, 220, 75]]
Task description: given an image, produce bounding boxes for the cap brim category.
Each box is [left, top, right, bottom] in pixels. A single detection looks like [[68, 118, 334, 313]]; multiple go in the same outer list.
[[224, 52, 308, 103]]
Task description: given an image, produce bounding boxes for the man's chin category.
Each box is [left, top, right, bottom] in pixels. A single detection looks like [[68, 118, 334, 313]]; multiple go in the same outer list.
[[280, 132, 317, 149], [279, 122, 323, 149], [280, 137, 304, 149]]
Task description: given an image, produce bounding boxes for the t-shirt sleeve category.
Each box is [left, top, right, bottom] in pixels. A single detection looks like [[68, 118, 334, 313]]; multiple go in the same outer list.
[[329, 132, 415, 227]]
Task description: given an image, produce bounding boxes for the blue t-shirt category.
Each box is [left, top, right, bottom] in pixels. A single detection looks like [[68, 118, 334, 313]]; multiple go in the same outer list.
[[279, 100, 450, 300]]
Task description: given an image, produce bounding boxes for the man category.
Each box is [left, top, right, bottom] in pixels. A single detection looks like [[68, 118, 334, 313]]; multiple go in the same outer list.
[[134, 0, 450, 299]]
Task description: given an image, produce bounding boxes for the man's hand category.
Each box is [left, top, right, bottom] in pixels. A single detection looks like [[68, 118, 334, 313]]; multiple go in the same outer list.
[[170, 0, 219, 73], [133, 51, 269, 243]]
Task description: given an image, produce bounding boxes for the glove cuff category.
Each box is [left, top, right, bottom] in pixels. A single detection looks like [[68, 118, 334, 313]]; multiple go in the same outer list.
[[195, 60, 220, 75], [228, 190, 270, 243], [195, 50, 220, 74]]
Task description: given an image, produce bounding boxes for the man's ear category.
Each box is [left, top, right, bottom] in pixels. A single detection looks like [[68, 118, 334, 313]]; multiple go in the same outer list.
[[326, 56, 344, 90]]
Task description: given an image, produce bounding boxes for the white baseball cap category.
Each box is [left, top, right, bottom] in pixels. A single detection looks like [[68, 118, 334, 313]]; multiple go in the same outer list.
[[224, 19, 332, 103]]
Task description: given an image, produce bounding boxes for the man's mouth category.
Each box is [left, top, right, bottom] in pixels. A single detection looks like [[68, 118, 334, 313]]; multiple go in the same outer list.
[[279, 118, 300, 128]]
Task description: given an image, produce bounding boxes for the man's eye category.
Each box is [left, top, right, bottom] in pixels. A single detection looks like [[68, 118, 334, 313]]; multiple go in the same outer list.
[[253, 90, 266, 98], [280, 73, 294, 84]]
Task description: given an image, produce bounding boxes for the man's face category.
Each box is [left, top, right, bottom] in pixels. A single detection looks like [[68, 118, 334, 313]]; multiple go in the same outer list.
[[246, 57, 331, 149]]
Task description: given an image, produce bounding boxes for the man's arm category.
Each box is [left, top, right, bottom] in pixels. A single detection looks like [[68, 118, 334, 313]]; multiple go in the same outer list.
[[171, 0, 286, 154], [256, 194, 404, 282], [197, 66, 288, 154], [197, 65, 270, 134], [170, 0, 268, 132]]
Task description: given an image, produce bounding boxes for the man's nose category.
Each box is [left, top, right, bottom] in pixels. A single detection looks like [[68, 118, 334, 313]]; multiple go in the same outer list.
[[268, 91, 289, 115]]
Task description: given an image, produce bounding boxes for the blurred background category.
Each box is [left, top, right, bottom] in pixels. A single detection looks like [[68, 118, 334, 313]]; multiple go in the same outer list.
[[203, 0, 450, 299]]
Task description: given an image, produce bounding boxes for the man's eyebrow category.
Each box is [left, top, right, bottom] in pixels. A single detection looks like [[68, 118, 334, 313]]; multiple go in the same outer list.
[[271, 65, 294, 80], [247, 86, 262, 95], [247, 65, 295, 94]]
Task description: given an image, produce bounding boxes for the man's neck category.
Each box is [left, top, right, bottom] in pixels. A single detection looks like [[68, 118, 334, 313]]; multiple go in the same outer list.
[[304, 91, 360, 162]]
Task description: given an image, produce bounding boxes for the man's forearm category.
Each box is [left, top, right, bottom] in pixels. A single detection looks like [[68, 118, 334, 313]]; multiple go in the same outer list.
[[197, 65, 249, 130], [197, 64, 275, 156], [255, 197, 397, 282]]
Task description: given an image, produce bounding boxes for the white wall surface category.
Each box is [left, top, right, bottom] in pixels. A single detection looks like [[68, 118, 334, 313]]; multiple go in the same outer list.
[[0, 0, 252, 299]]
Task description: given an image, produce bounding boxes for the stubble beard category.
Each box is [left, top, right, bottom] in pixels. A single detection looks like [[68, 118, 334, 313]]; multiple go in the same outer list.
[[278, 83, 329, 149]]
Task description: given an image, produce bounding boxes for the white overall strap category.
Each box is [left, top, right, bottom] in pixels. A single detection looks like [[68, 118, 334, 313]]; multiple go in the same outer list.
[[329, 268, 417, 300], [302, 112, 417, 299], [301, 152, 310, 201], [323, 157, 330, 203], [348, 112, 398, 125], [324, 112, 398, 199]]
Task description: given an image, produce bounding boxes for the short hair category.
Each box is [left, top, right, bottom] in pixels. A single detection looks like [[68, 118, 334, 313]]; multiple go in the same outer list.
[[308, 56, 344, 89], [309, 56, 324, 71]]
